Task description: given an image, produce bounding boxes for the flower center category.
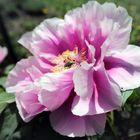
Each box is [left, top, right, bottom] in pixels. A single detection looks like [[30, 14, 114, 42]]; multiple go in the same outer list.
[[51, 47, 87, 72]]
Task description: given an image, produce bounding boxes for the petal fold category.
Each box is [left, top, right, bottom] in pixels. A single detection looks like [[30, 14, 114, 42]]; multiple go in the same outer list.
[[73, 61, 94, 98], [38, 70, 73, 111], [16, 90, 45, 122], [72, 64, 122, 116], [105, 45, 140, 90], [50, 97, 106, 137]]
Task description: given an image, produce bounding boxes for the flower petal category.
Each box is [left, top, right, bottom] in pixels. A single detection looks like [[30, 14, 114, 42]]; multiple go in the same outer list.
[[18, 18, 65, 56], [65, 1, 105, 57], [65, 1, 132, 59], [72, 95, 92, 116], [93, 64, 122, 113], [50, 97, 106, 137], [102, 2, 132, 52], [6, 56, 50, 93], [18, 18, 78, 60], [38, 70, 73, 111], [105, 45, 140, 90], [16, 90, 45, 122], [72, 64, 122, 116], [73, 61, 94, 98]]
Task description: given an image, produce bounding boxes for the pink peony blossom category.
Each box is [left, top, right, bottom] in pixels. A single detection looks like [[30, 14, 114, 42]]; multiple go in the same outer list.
[[0, 46, 7, 63], [6, 1, 140, 137]]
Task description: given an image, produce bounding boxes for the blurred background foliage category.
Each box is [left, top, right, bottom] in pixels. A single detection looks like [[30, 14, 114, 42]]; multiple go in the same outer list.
[[0, 0, 140, 140]]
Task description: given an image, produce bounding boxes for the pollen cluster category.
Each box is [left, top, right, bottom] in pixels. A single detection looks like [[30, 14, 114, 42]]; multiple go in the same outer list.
[[51, 47, 87, 72]]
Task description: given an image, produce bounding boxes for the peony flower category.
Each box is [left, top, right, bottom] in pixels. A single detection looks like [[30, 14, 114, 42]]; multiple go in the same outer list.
[[6, 1, 140, 137], [0, 46, 7, 63]]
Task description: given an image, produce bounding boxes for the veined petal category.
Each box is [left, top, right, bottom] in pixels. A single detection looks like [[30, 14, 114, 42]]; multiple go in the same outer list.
[[72, 95, 92, 116], [18, 18, 66, 57], [93, 64, 122, 113], [6, 56, 50, 92], [72, 63, 122, 116], [38, 70, 73, 111], [16, 90, 46, 122], [105, 45, 140, 90], [50, 96, 106, 137], [73, 61, 94, 98], [107, 45, 140, 67], [102, 2, 132, 52]]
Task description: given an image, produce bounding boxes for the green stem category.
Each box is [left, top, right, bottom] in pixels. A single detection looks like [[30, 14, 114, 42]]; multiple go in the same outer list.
[[107, 119, 119, 140]]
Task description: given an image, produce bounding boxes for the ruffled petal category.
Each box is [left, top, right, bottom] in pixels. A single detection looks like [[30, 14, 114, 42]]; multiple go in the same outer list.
[[65, 1, 132, 59], [18, 18, 76, 59], [93, 64, 122, 113], [38, 70, 73, 111], [6, 56, 50, 93], [16, 90, 45, 122], [72, 64, 122, 116], [65, 1, 104, 57], [105, 45, 140, 90], [73, 61, 94, 98], [102, 2, 132, 52], [72, 95, 92, 116], [6, 57, 49, 122], [50, 97, 106, 137]]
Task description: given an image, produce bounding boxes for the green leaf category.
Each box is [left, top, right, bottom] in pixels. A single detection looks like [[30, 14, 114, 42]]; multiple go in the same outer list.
[[0, 103, 7, 113], [0, 76, 7, 87], [122, 90, 133, 105], [3, 64, 14, 75], [0, 87, 5, 93], [0, 93, 15, 113], [0, 92, 15, 104], [0, 106, 18, 140]]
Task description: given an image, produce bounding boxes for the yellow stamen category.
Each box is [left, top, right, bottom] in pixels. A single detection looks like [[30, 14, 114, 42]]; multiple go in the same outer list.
[[51, 47, 86, 73]]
